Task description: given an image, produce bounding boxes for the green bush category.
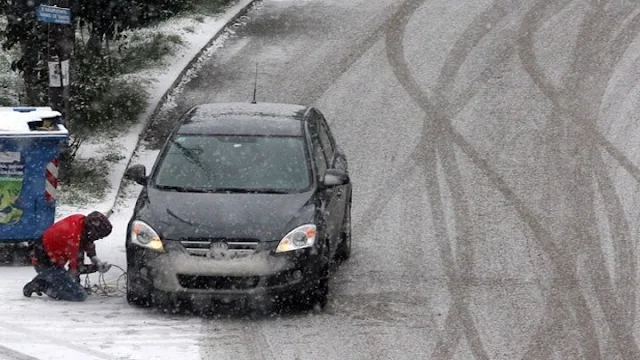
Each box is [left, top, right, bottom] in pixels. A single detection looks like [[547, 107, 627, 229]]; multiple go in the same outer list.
[[0, 49, 20, 106], [57, 156, 110, 205], [68, 45, 148, 134], [69, 75, 147, 133], [60, 50, 147, 183], [114, 32, 184, 74]]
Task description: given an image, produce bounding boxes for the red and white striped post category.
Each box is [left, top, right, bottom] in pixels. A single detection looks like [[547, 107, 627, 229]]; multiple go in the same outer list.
[[45, 158, 60, 202]]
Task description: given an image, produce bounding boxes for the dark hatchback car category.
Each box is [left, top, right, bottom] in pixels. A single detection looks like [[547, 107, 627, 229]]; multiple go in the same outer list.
[[123, 102, 352, 310]]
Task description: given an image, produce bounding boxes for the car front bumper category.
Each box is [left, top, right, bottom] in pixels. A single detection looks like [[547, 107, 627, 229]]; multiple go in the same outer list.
[[126, 243, 327, 302]]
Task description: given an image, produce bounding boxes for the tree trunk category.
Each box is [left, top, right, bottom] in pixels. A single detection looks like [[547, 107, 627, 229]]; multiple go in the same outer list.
[[87, 26, 103, 58], [20, 44, 39, 105]]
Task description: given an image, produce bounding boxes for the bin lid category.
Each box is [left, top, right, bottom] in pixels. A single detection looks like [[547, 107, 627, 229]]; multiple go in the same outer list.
[[0, 107, 57, 113], [0, 107, 68, 138]]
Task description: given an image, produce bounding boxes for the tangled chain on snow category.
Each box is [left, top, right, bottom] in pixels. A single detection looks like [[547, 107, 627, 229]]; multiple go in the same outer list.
[[82, 265, 128, 297]]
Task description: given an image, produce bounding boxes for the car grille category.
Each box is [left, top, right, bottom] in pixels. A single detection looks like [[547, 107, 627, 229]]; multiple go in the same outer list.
[[178, 274, 260, 290], [179, 238, 259, 257]]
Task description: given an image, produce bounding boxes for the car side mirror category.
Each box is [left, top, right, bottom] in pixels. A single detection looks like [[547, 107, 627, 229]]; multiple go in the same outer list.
[[124, 164, 148, 185], [322, 169, 350, 188]]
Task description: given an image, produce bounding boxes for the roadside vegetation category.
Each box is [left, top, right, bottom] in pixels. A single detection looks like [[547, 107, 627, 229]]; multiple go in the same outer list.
[[0, 0, 236, 206]]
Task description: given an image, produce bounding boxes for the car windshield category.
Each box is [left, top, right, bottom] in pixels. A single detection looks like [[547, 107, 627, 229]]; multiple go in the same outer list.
[[152, 134, 311, 193]]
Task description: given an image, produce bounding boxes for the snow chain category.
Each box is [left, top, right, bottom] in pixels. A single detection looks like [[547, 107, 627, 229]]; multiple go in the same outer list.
[[82, 264, 128, 297]]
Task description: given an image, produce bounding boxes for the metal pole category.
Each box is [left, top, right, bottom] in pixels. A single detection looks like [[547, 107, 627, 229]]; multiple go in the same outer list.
[[47, 0, 72, 124]]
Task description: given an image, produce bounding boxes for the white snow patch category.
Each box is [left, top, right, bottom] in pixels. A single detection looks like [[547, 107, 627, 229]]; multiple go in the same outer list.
[[0, 114, 31, 132], [0, 109, 67, 134]]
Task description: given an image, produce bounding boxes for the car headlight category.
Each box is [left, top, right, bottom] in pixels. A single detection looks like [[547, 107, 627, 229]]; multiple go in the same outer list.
[[276, 224, 317, 253], [130, 220, 164, 251]]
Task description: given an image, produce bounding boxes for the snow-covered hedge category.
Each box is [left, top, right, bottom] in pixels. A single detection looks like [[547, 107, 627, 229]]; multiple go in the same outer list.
[[0, 17, 20, 106]]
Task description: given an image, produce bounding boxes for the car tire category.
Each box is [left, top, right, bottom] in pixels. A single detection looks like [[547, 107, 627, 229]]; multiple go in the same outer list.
[[126, 271, 152, 308], [308, 259, 330, 311], [291, 276, 329, 312], [336, 200, 352, 261], [292, 241, 331, 311], [152, 290, 178, 313], [310, 277, 329, 310]]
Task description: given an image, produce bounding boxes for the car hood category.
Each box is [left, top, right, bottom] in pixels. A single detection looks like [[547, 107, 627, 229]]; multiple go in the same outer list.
[[137, 187, 316, 242]]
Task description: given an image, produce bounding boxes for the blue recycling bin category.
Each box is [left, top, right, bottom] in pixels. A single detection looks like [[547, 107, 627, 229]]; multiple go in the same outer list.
[[0, 107, 69, 243]]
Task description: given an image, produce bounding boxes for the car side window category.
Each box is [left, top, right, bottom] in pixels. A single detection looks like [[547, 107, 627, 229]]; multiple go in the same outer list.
[[317, 119, 335, 163], [309, 119, 328, 177], [313, 137, 328, 177]]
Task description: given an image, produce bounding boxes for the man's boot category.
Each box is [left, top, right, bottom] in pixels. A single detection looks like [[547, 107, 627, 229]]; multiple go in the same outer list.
[[22, 279, 44, 297]]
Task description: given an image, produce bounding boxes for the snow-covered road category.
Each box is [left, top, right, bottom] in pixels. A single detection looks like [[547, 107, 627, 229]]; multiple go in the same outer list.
[[5, 0, 640, 358]]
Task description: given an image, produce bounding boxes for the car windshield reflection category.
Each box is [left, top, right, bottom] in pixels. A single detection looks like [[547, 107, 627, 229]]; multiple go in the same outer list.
[[152, 134, 311, 193]]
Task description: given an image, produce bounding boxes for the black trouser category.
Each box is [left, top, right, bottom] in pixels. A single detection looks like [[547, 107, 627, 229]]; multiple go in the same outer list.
[[28, 265, 88, 301], [27, 238, 87, 301]]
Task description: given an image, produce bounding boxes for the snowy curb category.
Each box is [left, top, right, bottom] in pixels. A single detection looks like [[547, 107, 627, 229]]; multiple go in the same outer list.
[[99, 0, 259, 219]]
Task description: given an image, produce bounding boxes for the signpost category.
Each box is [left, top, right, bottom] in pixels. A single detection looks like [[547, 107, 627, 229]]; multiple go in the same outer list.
[[35, 5, 72, 25], [35, 3, 72, 125]]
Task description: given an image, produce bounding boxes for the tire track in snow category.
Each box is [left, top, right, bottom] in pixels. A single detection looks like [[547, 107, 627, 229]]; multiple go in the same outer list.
[[518, 1, 640, 357], [424, 2, 529, 357], [517, 2, 604, 358], [516, 1, 640, 184], [418, 117, 489, 360], [384, 0, 570, 358], [353, 0, 517, 240], [594, 153, 636, 329], [384, 1, 521, 358], [580, 5, 639, 335], [383, 0, 637, 358], [521, 102, 587, 359], [562, 7, 638, 356]]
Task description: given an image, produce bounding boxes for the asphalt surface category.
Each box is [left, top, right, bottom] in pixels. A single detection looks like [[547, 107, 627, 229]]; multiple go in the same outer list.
[[145, 0, 640, 358]]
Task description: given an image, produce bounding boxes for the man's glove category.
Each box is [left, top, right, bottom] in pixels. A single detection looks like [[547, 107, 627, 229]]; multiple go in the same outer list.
[[90, 256, 111, 273], [96, 261, 111, 273]]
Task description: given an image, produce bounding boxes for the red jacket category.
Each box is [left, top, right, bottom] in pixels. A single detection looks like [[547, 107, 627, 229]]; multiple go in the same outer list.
[[34, 214, 96, 272]]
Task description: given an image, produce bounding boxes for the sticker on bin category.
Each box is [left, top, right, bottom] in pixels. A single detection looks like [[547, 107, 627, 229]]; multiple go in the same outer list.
[[45, 158, 59, 201], [0, 151, 24, 224]]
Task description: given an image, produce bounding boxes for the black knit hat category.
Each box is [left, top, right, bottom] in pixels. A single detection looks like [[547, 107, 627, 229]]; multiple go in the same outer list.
[[84, 211, 112, 241]]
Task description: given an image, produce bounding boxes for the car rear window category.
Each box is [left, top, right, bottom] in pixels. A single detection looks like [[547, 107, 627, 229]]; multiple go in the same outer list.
[[152, 134, 311, 193]]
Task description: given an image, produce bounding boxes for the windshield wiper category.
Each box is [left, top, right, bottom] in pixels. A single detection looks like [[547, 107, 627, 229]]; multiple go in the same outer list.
[[155, 185, 292, 194], [155, 185, 210, 193], [166, 208, 196, 225], [168, 139, 217, 179], [208, 188, 293, 194]]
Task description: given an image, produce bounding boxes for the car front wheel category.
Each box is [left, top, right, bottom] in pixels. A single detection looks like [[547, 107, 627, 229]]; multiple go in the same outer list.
[[292, 240, 330, 311], [290, 270, 329, 311], [310, 276, 329, 310], [126, 268, 152, 308]]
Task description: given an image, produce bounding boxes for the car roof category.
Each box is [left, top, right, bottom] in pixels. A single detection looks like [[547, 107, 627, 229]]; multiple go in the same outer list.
[[176, 102, 310, 136]]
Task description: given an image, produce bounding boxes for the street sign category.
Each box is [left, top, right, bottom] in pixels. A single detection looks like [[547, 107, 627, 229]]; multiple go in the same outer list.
[[35, 5, 71, 25]]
